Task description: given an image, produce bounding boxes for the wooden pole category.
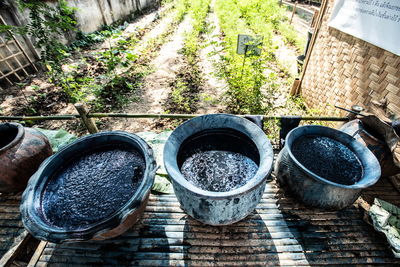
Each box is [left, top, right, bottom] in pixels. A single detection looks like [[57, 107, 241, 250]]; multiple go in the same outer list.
[[290, 2, 298, 24], [290, 78, 301, 96], [0, 115, 79, 121], [74, 103, 99, 134], [27, 241, 48, 267], [298, 0, 329, 94], [311, 9, 320, 28]]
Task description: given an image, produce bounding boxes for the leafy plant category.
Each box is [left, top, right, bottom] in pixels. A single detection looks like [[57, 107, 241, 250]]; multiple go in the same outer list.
[[277, 23, 306, 50], [58, 74, 95, 103], [14, 0, 77, 68], [215, 0, 270, 114], [213, 0, 306, 114], [92, 73, 144, 112], [169, 70, 201, 113], [96, 36, 138, 73], [63, 0, 190, 111], [167, 0, 209, 113], [70, 24, 127, 50]]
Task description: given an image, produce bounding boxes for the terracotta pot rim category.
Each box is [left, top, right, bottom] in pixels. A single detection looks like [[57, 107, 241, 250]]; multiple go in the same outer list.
[[0, 123, 25, 153]]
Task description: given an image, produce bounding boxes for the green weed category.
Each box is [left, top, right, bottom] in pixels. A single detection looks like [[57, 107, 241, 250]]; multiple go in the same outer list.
[[92, 74, 144, 112]]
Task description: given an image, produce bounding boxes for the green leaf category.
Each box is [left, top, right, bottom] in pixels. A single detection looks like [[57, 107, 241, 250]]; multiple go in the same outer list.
[[126, 52, 137, 61], [136, 131, 173, 193], [35, 128, 77, 153], [152, 175, 173, 194]]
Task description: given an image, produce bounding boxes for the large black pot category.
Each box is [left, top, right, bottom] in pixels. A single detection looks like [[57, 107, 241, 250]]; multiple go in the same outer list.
[[21, 131, 157, 243], [275, 125, 381, 210], [164, 114, 274, 225]]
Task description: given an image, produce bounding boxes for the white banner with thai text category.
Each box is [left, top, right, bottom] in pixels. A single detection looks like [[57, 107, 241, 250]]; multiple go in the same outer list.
[[329, 0, 400, 56]]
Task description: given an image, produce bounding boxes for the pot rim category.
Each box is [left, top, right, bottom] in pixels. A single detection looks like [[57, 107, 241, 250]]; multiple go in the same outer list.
[[285, 125, 381, 189], [21, 131, 156, 243], [163, 114, 274, 199], [0, 122, 24, 153], [347, 119, 386, 144]]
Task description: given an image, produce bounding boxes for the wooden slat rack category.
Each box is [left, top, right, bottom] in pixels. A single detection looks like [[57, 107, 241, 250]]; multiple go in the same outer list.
[[0, 113, 399, 266], [25, 175, 400, 266], [0, 193, 25, 259]]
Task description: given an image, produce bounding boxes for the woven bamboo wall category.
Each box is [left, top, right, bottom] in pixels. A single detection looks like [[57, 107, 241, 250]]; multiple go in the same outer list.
[[301, 0, 400, 117]]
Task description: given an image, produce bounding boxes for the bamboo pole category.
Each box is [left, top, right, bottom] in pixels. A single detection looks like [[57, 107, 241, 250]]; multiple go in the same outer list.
[[298, 0, 329, 94], [311, 9, 320, 28], [88, 113, 198, 119], [27, 241, 47, 267], [0, 113, 349, 122], [89, 113, 349, 121], [0, 115, 79, 121], [290, 78, 301, 96], [290, 1, 298, 24], [74, 103, 99, 134]]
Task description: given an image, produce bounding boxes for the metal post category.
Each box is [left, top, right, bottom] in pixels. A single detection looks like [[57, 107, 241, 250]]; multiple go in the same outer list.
[[74, 103, 99, 134], [240, 45, 248, 80], [279, 116, 301, 149]]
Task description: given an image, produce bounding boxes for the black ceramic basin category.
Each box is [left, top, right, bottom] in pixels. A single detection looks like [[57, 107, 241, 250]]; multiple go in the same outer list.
[[164, 114, 274, 225], [275, 125, 381, 210], [21, 131, 157, 243]]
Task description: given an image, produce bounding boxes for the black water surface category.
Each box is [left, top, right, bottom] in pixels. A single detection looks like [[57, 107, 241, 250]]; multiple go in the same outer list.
[[41, 148, 145, 229], [291, 135, 362, 185]]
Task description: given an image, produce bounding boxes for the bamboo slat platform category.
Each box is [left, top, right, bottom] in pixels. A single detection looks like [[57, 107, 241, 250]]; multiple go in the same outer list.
[[0, 193, 24, 258], [28, 176, 400, 266]]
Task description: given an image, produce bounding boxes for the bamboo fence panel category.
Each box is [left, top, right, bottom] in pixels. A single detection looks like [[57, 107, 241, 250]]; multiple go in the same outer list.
[[0, 15, 36, 88], [300, 0, 400, 117]]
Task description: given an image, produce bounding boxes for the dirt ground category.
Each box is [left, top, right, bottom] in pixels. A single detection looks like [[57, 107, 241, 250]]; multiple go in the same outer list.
[[110, 15, 194, 133], [196, 3, 227, 115]]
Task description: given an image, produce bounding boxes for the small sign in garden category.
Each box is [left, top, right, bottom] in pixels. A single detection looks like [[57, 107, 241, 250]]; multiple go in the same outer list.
[[236, 34, 263, 56], [329, 0, 400, 56]]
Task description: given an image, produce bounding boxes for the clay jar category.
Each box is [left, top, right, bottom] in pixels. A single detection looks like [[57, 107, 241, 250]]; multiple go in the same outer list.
[[340, 119, 400, 177], [0, 123, 52, 193]]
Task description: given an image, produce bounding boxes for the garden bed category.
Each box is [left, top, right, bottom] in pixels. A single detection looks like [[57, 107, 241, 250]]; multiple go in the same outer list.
[[0, 0, 318, 137]]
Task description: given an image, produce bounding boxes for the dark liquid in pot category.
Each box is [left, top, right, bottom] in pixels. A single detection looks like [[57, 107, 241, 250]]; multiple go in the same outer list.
[[42, 148, 145, 229], [291, 135, 363, 185], [181, 150, 258, 192]]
